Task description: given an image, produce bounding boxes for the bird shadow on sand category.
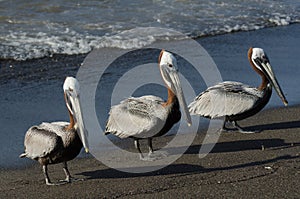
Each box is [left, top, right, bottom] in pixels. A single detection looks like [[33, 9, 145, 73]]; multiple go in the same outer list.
[[78, 120, 300, 180], [244, 120, 300, 132], [78, 163, 204, 179], [77, 154, 298, 180], [184, 138, 300, 155], [78, 138, 299, 180], [184, 119, 300, 155]]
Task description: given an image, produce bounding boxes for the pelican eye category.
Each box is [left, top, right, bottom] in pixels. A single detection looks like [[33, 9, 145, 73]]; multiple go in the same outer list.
[[261, 55, 269, 63], [168, 64, 173, 68]]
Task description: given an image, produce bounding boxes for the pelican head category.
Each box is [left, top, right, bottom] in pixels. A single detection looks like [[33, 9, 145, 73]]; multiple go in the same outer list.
[[63, 77, 89, 153], [158, 50, 192, 126], [250, 47, 288, 106]]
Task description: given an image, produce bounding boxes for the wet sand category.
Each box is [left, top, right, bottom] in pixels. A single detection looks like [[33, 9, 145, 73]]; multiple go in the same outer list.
[[1, 105, 299, 198]]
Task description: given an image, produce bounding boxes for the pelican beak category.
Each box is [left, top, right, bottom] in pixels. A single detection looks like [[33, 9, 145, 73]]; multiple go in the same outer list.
[[255, 59, 288, 106], [161, 66, 192, 126], [66, 91, 89, 153]]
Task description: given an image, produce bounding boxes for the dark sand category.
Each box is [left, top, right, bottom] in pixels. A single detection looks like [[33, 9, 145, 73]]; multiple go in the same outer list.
[[1, 106, 300, 198]]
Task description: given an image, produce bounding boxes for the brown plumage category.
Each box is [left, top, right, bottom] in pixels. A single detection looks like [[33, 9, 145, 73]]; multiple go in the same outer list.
[[189, 47, 287, 133], [20, 77, 89, 185], [105, 50, 191, 160]]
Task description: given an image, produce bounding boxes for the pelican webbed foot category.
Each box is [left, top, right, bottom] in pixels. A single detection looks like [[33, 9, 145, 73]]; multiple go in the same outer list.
[[135, 138, 168, 161], [43, 165, 68, 186], [59, 176, 84, 183], [144, 138, 168, 161], [46, 180, 69, 186], [231, 121, 260, 134], [148, 150, 168, 160], [139, 151, 169, 161], [232, 121, 261, 133], [221, 121, 237, 132], [221, 121, 260, 134]]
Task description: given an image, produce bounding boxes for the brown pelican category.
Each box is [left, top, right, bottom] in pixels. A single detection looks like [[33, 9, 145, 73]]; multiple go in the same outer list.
[[105, 50, 192, 160], [188, 47, 288, 133], [20, 77, 89, 185]]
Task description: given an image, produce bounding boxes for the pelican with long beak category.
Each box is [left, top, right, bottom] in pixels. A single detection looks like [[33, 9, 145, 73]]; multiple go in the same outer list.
[[189, 47, 288, 133], [20, 77, 89, 185], [105, 50, 192, 160]]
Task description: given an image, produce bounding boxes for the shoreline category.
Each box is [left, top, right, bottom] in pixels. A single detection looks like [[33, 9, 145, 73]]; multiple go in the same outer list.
[[1, 105, 300, 198], [0, 23, 299, 60], [3, 104, 300, 172]]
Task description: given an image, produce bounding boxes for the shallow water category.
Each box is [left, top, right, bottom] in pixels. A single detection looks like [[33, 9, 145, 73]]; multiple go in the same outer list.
[[0, 0, 299, 60]]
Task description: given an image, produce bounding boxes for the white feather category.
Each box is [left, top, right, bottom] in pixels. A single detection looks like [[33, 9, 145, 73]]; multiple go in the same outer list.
[[105, 95, 168, 139], [23, 122, 69, 159], [188, 81, 263, 118]]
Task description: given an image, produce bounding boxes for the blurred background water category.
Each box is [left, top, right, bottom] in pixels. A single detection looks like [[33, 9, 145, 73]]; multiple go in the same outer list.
[[0, 0, 299, 60]]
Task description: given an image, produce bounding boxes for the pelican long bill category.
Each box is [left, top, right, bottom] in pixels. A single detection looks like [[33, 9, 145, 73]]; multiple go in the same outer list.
[[261, 62, 288, 106], [66, 90, 89, 153], [169, 70, 192, 126], [160, 63, 192, 126], [254, 58, 288, 106]]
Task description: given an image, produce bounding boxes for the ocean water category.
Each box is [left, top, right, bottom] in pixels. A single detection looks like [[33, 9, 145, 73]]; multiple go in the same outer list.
[[0, 0, 299, 60]]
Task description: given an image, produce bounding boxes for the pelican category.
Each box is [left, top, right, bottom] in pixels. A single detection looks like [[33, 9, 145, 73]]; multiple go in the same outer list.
[[105, 50, 192, 160], [188, 47, 288, 133], [20, 77, 89, 185]]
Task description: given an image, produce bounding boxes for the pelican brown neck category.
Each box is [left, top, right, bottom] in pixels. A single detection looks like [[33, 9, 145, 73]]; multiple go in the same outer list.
[[163, 87, 176, 107], [248, 47, 269, 91], [64, 92, 75, 130], [158, 49, 165, 64]]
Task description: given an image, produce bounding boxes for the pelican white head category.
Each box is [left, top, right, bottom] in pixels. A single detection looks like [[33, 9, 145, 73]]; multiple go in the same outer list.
[[250, 47, 288, 106], [63, 77, 89, 153], [158, 50, 192, 126], [63, 77, 80, 96]]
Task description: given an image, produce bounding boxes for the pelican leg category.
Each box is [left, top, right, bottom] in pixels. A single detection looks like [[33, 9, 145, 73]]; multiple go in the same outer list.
[[135, 138, 168, 161], [221, 120, 258, 134], [146, 138, 168, 161], [221, 119, 237, 132], [134, 139, 144, 160], [61, 162, 84, 183], [136, 138, 156, 161], [148, 138, 154, 154], [221, 120, 232, 132], [62, 162, 72, 182], [43, 164, 68, 185], [43, 165, 53, 185]]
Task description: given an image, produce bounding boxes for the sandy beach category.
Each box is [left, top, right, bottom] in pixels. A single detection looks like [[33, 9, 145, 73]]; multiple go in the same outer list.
[[0, 23, 299, 198], [1, 105, 299, 198]]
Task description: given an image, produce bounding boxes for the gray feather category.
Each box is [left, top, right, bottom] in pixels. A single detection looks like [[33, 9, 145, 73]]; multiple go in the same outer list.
[[21, 123, 66, 159], [105, 95, 168, 139], [188, 81, 263, 118]]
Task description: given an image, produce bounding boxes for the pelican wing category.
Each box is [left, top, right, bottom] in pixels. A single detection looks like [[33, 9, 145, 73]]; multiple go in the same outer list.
[[22, 122, 66, 159], [105, 95, 168, 139], [188, 81, 263, 118]]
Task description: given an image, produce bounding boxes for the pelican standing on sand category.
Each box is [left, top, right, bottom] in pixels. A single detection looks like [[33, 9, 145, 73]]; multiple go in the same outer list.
[[188, 47, 288, 133], [20, 77, 89, 185], [105, 50, 192, 160]]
